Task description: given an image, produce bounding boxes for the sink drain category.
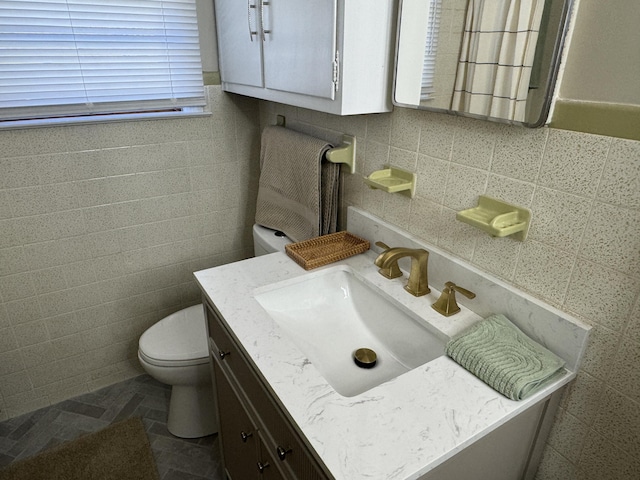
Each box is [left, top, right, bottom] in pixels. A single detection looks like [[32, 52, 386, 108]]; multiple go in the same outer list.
[[353, 348, 377, 368]]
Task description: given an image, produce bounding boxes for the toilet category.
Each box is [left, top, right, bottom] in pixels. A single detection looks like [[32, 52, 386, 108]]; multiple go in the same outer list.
[[137, 224, 291, 438], [252, 223, 292, 256], [138, 305, 215, 438]]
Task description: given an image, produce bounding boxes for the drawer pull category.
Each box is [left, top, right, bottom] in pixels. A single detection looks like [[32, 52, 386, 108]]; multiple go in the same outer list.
[[276, 445, 292, 460], [257, 461, 270, 473], [218, 350, 231, 360], [240, 431, 253, 442]]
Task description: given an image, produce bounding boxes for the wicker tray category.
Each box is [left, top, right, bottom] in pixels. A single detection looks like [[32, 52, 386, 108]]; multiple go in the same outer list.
[[285, 231, 370, 270]]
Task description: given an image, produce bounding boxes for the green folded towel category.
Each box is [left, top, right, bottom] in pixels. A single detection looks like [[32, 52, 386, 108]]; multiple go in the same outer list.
[[445, 314, 566, 401]]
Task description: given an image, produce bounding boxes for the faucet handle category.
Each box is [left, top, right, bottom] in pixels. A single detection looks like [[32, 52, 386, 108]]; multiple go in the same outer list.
[[448, 282, 475, 300], [375, 241, 391, 250], [431, 281, 476, 317], [374, 241, 403, 279]]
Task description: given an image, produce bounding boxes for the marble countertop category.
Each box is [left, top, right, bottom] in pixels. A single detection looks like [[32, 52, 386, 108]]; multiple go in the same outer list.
[[194, 249, 579, 480]]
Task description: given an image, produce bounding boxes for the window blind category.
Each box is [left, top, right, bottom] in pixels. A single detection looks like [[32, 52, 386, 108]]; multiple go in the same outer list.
[[420, 0, 442, 101], [0, 0, 205, 122]]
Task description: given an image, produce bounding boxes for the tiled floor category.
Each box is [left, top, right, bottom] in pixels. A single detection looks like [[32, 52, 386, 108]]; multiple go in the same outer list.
[[0, 375, 223, 480]]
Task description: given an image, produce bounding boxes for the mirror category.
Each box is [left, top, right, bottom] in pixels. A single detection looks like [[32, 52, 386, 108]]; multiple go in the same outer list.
[[393, 0, 573, 127]]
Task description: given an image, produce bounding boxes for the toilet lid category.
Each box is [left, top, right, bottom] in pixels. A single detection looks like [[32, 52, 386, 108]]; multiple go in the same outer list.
[[139, 305, 209, 363]]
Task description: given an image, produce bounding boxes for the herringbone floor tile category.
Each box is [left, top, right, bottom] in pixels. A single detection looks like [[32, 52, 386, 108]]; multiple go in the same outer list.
[[0, 375, 223, 480]]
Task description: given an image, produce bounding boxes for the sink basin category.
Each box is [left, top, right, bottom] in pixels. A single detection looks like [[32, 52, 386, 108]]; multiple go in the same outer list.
[[254, 266, 445, 396]]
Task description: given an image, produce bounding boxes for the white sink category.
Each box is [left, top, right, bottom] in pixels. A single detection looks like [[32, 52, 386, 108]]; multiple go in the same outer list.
[[254, 265, 445, 397]]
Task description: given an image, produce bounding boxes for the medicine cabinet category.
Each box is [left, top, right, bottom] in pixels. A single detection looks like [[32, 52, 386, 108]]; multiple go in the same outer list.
[[393, 0, 574, 126], [213, 0, 396, 115]]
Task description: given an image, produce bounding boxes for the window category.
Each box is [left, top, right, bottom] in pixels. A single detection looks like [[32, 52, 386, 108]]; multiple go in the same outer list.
[[0, 0, 205, 123], [420, 0, 442, 101]]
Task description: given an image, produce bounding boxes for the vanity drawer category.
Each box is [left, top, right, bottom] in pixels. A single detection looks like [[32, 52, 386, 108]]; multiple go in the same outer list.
[[204, 299, 330, 480]]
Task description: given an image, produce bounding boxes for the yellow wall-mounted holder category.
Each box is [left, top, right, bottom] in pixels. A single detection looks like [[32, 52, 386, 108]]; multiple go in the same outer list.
[[326, 134, 356, 174], [364, 166, 416, 198], [456, 195, 531, 241]]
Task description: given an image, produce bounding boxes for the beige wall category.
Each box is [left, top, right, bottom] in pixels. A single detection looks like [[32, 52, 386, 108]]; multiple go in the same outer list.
[[559, 0, 640, 104], [196, 0, 219, 74], [258, 100, 640, 479], [551, 0, 640, 140], [0, 86, 260, 418]]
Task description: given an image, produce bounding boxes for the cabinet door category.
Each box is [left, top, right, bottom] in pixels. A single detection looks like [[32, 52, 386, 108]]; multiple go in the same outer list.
[[214, 360, 260, 480], [215, 0, 264, 88], [262, 0, 337, 99]]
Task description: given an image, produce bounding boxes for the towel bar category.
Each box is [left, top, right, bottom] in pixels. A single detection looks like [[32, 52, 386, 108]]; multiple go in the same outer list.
[[273, 115, 356, 174]]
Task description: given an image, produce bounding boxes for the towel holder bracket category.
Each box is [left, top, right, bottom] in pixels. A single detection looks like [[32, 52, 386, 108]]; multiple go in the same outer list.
[[326, 134, 356, 174]]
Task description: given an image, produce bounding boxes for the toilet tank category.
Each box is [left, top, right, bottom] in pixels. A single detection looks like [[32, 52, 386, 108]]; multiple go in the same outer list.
[[253, 224, 292, 256]]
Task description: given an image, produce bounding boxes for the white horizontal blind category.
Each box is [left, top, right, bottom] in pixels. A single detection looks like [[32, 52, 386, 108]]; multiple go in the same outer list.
[[420, 0, 442, 101], [0, 0, 205, 121]]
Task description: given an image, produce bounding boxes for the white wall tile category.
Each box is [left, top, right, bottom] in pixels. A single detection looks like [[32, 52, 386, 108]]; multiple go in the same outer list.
[[443, 163, 489, 211], [547, 409, 588, 463], [390, 108, 422, 151], [0, 191, 13, 219], [529, 187, 593, 251], [418, 112, 456, 160], [388, 146, 418, 172], [13, 320, 49, 347], [472, 235, 521, 281], [538, 130, 611, 197], [0, 351, 25, 377], [514, 240, 574, 306], [0, 85, 258, 415], [0, 327, 18, 353], [491, 125, 547, 181], [564, 259, 640, 332], [578, 324, 622, 380], [579, 202, 640, 276], [5, 297, 41, 326], [450, 120, 498, 170], [597, 138, 640, 208], [485, 174, 536, 207], [0, 273, 36, 302], [416, 153, 449, 200]]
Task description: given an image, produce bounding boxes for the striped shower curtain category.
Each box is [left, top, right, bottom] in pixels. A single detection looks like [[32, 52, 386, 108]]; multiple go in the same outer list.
[[451, 0, 545, 122]]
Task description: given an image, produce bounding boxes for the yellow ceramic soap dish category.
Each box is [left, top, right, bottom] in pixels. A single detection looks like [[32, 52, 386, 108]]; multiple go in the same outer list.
[[456, 195, 531, 241], [364, 167, 416, 197]]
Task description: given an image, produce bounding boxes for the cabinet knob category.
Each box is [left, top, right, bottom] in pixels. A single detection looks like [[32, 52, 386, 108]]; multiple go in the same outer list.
[[257, 461, 270, 473], [276, 445, 292, 461], [218, 350, 231, 360], [240, 431, 253, 442]]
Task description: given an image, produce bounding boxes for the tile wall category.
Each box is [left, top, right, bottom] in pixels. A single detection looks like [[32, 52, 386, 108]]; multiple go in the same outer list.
[[1, 84, 637, 479], [259, 101, 640, 480], [0, 86, 260, 420]]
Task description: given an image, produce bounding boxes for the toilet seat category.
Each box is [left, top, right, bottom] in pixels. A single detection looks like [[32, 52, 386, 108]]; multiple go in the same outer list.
[[138, 349, 208, 368], [138, 305, 209, 367]]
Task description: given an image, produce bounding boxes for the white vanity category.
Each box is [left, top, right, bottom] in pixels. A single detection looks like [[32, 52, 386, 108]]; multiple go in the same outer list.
[[194, 208, 590, 480]]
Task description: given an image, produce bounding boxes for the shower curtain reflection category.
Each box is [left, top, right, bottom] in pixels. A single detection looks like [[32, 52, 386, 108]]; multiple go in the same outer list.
[[451, 0, 545, 121]]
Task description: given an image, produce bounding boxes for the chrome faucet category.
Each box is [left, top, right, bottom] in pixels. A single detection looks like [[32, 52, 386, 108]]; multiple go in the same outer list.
[[374, 242, 430, 297]]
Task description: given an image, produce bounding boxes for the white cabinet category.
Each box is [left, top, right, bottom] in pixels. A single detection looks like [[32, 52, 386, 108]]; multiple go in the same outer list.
[[214, 0, 396, 115]]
